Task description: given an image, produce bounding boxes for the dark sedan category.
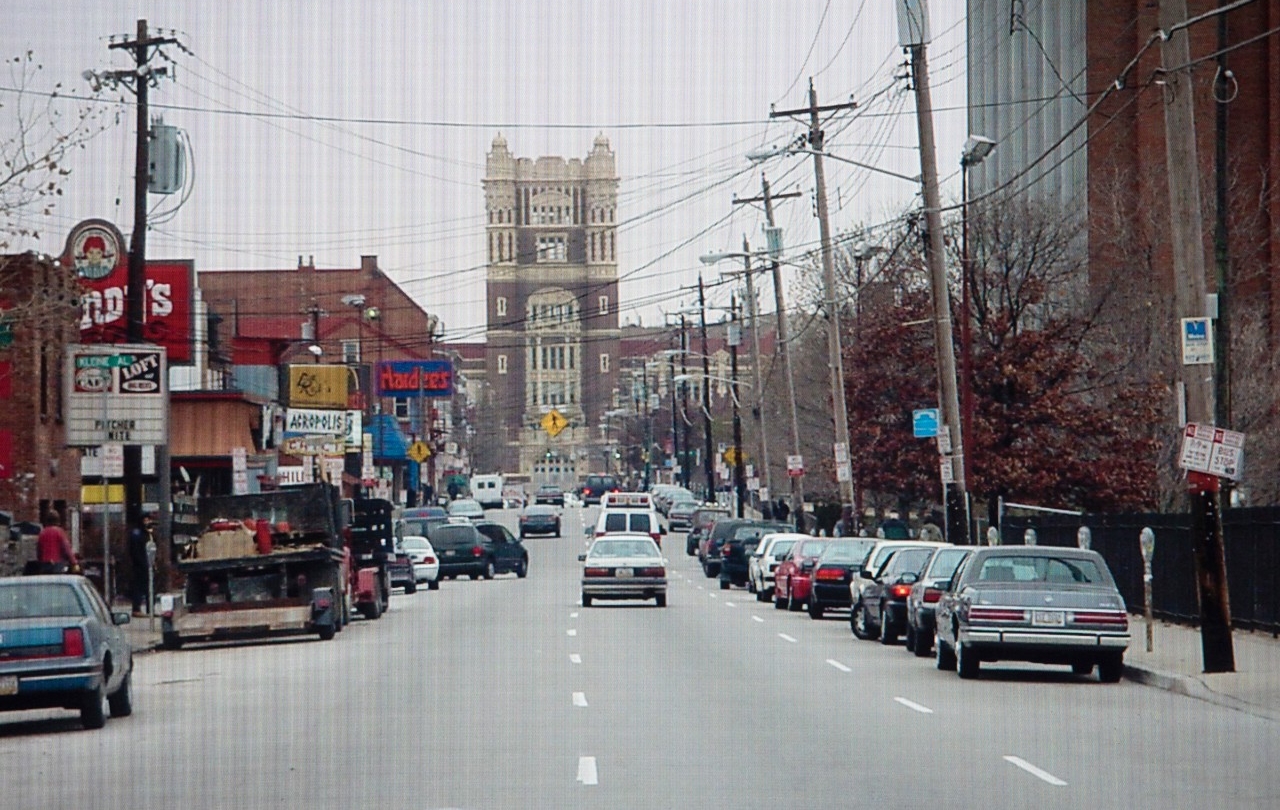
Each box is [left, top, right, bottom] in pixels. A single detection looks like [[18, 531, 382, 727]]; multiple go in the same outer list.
[[933, 546, 1130, 681], [519, 504, 562, 538], [905, 547, 971, 656], [718, 521, 791, 589], [851, 546, 937, 643], [807, 537, 877, 619], [533, 484, 565, 506], [0, 575, 134, 729]]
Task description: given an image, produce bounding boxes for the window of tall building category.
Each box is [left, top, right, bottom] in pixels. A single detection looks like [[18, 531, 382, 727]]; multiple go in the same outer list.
[[598, 295, 609, 315], [393, 397, 410, 419], [342, 340, 360, 363], [496, 296, 507, 317], [537, 235, 567, 263], [497, 354, 508, 374], [599, 353, 610, 373]]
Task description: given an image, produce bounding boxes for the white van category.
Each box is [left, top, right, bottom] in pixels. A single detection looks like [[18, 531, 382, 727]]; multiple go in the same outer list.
[[471, 474, 505, 509]]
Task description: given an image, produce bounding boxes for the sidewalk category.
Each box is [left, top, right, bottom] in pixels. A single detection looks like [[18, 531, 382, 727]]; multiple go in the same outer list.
[[1124, 617, 1280, 721]]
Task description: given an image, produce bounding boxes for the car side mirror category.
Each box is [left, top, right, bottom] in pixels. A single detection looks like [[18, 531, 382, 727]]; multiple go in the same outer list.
[[899, 572, 919, 585], [113, 611, 131, 625], [577, 554, 587, 562]]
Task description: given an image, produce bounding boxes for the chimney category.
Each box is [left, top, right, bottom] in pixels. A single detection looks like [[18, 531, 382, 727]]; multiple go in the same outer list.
[[361, 255, 378, 276]]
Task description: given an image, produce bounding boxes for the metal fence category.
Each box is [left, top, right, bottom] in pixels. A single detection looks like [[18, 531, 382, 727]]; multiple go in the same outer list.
[[1000, 507, 1280, 636]]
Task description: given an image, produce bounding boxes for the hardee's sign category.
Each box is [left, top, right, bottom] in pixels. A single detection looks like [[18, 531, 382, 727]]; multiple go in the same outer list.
[[376, 360, 453, 398]]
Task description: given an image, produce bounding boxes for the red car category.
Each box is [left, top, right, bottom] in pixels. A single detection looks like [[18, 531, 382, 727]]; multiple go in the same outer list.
[[773, 537, 831, 612]]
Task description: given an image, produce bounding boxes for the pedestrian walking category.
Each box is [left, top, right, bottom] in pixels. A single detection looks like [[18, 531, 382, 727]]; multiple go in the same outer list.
[[128, 514, 154, 616], [34, 510, 79, 574], [774, 498, 790, 523]]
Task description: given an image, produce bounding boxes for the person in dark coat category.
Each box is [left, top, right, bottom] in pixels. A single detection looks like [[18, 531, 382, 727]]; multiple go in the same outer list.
[[774, 498, 790, 522], [128, 514, 154, 615]]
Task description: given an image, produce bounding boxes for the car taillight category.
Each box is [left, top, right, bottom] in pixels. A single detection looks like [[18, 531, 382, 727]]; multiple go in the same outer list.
[[923, 588, 943, 603], [471, 546, 485, 557], [814, 568, 845, 582], [1071, 610, 1129, 627], [584, 567, 610, 577], [638, 567, 665, 577], [968, 607, 1026, 622], [889, 584, 913, 599], [424, 556, 436, 564], [62, 628, 86, 657]]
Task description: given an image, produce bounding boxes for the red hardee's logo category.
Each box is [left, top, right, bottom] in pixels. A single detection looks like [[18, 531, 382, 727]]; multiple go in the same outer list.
[[64, 219, 125, 281]]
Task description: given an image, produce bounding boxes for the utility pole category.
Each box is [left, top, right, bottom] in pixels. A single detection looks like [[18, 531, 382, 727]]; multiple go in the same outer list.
[[107, 20, 178, 551], [698, 276, 715, 502], [736, 178, 807, 531], [668, 348, 680, 487], [680, 315, 692, 490], [1159, 0, 1233, 673], [739, 236, 772, 511], [771, 80, 857, 534], [904, 29, 969, 544], [730, 293, 746, 517]]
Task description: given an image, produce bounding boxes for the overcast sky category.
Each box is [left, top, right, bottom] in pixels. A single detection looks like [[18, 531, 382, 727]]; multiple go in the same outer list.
[[3, 1, 967, 341]]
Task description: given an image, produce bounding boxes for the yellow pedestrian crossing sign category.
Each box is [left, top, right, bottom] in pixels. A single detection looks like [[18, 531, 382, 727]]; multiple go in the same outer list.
[[407, 440, 432, 463], [541, 409, 568, 438]]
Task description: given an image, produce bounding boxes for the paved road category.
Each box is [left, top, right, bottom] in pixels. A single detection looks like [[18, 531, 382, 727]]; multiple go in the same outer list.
[[1, 505, 1277, 808]]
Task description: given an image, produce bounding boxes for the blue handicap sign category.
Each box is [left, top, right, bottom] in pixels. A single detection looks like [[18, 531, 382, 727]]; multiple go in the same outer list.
[[913, 408, 940, 438]]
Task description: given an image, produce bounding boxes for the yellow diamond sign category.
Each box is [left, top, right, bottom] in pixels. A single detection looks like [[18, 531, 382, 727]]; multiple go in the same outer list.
[[407, 440, 432, 463], [541, 409, 568, 438]]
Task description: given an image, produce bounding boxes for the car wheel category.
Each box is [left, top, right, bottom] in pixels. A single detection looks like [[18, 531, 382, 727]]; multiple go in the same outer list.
[[747, 578, 756, 594], [81, 685, 107, 729], [483, 560, 496, 580], [107, 671, 133, 718], [807, 599, 824, 619], [913, 626, 933, 658], [851, 602, 875, 640], [405, 579, 417, 595], [757, 587, 771, 603], [935, 632, 956, 671], [428, 579, 440, 590], [774, 589, 786, 610], [1072, 661, 1094, 676], [787, 588, 802, 612], [879, 604, 898, 645], [719, 578, 729, 591], [904, 624, 916, 652], [318, 624, 336, 641], [161, 631, 183, 651], [516, 558, 528, 579], [519, 531, 525, 540], [1098, 653, 1124, 683], [956, 642, 980, 679], [555, 530, 561, 538], [655, 593, 667, 607], [582, 593, 593, 607]]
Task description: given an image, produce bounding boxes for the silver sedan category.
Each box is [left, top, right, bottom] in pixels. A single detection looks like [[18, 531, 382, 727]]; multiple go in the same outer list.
[[578, 534, 667, 607]]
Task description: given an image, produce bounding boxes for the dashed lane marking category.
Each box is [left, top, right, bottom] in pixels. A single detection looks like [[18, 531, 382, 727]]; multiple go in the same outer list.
[[778, 633, 797, 643], [752, 615, 764, 623], [1003, 756, 1067, 786], [567, 629, 577, 637], [569, 654, 582, 664], [577, 756, 598, 785], [573, 692, 589, 707], [725, 602, 737, 608], [827, 659, 851, 672], [893, 697, 934, 714]]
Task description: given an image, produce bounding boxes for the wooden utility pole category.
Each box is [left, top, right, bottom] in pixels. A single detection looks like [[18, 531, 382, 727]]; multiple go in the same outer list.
[[1159, 0, 1233, 673], [738, 238, 771, 508], [771, 80, 858, 534], [733, 180, 805, 529], [697, 276, 715, 501]]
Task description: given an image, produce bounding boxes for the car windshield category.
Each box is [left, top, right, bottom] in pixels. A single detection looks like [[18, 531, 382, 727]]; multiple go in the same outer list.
[[0, 582, 87, 619], [449, 501, 483, 515], [883, 548, 934, 575], [927, 548, 969, 579], [428, 525, 480, 545], [795, 540, 828, 558], [821, 539, 875, 563], [766, 539, 797, 558], [590, 540, 658, 559], [400, 538, 431, 551], [402, 517, 444, 537], [525, 506, 555, 516], [977, 555, 1105, 584]]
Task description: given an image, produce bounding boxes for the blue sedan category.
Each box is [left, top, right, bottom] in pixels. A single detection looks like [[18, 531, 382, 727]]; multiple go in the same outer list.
[[0, 575, 135, 729]]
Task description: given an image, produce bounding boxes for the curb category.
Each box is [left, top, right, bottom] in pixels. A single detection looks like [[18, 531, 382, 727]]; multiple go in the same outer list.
[[1125, 663, 1280, 722]]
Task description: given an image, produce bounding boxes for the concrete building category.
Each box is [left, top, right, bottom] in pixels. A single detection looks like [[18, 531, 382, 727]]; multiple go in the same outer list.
[[481, 134, 621, 482]]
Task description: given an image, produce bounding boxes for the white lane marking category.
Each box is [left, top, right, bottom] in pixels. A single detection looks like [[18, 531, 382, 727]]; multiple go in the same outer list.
[[573, 692, 589, 707], [1003, 756, 1067, 786], [725, 602, 737, 608], [752, 615, 764, 623], [708, 593, 718, 599], [697, 585, 705, 590], [569, 654, 582, 664], [577, 756, 598, 785], [826, 659, 851, 673], [894, 696, 934, 714], [567, 629, 577, 637], [570, 612, 579, 619], [778, 633, 797, 643]]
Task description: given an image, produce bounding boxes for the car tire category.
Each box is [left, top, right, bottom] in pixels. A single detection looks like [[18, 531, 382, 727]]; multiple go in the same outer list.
[[956, 642, 980, 679], [428, 579, 440, 590], [913, 626, 933, 658], [107, 671, 133, 718], [405, 580, 417, 595], [935, 632, 956, 671], [719, 578, 730, 591], [582, 594, 593, 607], [1098, 653, 1124, 683], [1072, 661, 1094, 676], [774, 589, 786, 610], [519, 531, 525, 540], [757, 587, 771, 603], [747, 578, 756, 594], [483, 560, 496, 580], [161, 631, 183, 651], [850, 603, 875, 640], [904, 624, 916, 652], [555, 530, 561, 538], [879, 604, 898, 645], [81, 685, 107, 729], [318, 624, 336, 641], [516, 558, 528, 579], [807, 599, 824, 619], [655, 593, 667, 607]]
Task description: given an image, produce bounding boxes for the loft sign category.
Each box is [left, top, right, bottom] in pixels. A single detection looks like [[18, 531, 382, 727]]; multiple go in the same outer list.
[[63, 344, 168, 447], [376, 360, 453, 398]]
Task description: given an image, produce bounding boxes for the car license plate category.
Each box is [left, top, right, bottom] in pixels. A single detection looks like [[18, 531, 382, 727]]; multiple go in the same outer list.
[[1032, 610, 1064, 627], [444, 549, 455, 557], [614, 568, 633, 579], [0, 676, 17, 696]]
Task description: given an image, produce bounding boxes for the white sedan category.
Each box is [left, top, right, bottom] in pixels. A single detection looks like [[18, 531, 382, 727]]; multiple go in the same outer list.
[[748, 533, 804, 602], [578, 534, 667, 607], [399, 535, 440, 589]]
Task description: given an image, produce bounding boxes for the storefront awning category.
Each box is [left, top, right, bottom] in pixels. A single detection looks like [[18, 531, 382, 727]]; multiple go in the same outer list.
[[367, 414, 410, 461]]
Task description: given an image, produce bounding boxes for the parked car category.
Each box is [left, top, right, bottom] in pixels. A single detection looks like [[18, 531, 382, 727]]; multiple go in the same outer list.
[[428, 520, 528, 580], [388, 545, 418, 594], [849, 539, 951, 612], [446, 498, 486, 521], [398, 535, 441, 589], [806, 537, 877, 618], [932, 546, 1130, 681], [851, 546, 937, 642], [579, 534, 667, 607], [580, 474, 620, 505], [519, 504, 562, 538], [534, 484, 565, 506], [719, 521, 791, 589], [905, 547, 971, 656], [0, 575, 134, 729], [697, 517, 758, 578], [685, 505, 730, 556], [773, 537, 832, 611], [652, 485, 694, 515], [748, 532, 803, 602], [665, 498, 701, 531]]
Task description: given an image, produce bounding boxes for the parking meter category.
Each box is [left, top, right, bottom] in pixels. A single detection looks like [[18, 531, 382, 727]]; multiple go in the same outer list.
[[1077, 526, 1091, 550], [986, 526, 1000, 546], [1140, 527, 1155, 652], [146, 538, 157, 625], [1023, 528, 1037, 546]]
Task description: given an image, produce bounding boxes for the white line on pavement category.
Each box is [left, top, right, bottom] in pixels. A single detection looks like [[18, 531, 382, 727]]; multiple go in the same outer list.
[[573, 692, 589, 707], [708, 593, 718, 599], [778, 633, 797, 643], [567, 629, 577, 637], [569, 654, 582, 664], [570, 612, 579, 619], [1003, 756, 1067, 786], [826, 659, 851, 672], [577, 756, 598, 785], [752, 615, 764, 623], [725, 602, 736, 608], [893, 696, 934, 714]]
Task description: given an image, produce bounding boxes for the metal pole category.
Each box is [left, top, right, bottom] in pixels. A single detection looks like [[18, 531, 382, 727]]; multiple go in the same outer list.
[[730, 294, 745, 518], [698, 276, 715, 502], [680, 317, 691, 491], [740, 239, 772, 504]]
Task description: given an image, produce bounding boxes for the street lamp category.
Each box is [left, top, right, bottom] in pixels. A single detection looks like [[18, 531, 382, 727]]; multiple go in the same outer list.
[[960, 135, 996, 527], [675, 373, 752, 516]]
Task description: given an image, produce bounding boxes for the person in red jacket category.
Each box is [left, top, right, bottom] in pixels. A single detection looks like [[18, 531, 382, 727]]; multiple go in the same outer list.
[[35, 511, 79, 574]]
